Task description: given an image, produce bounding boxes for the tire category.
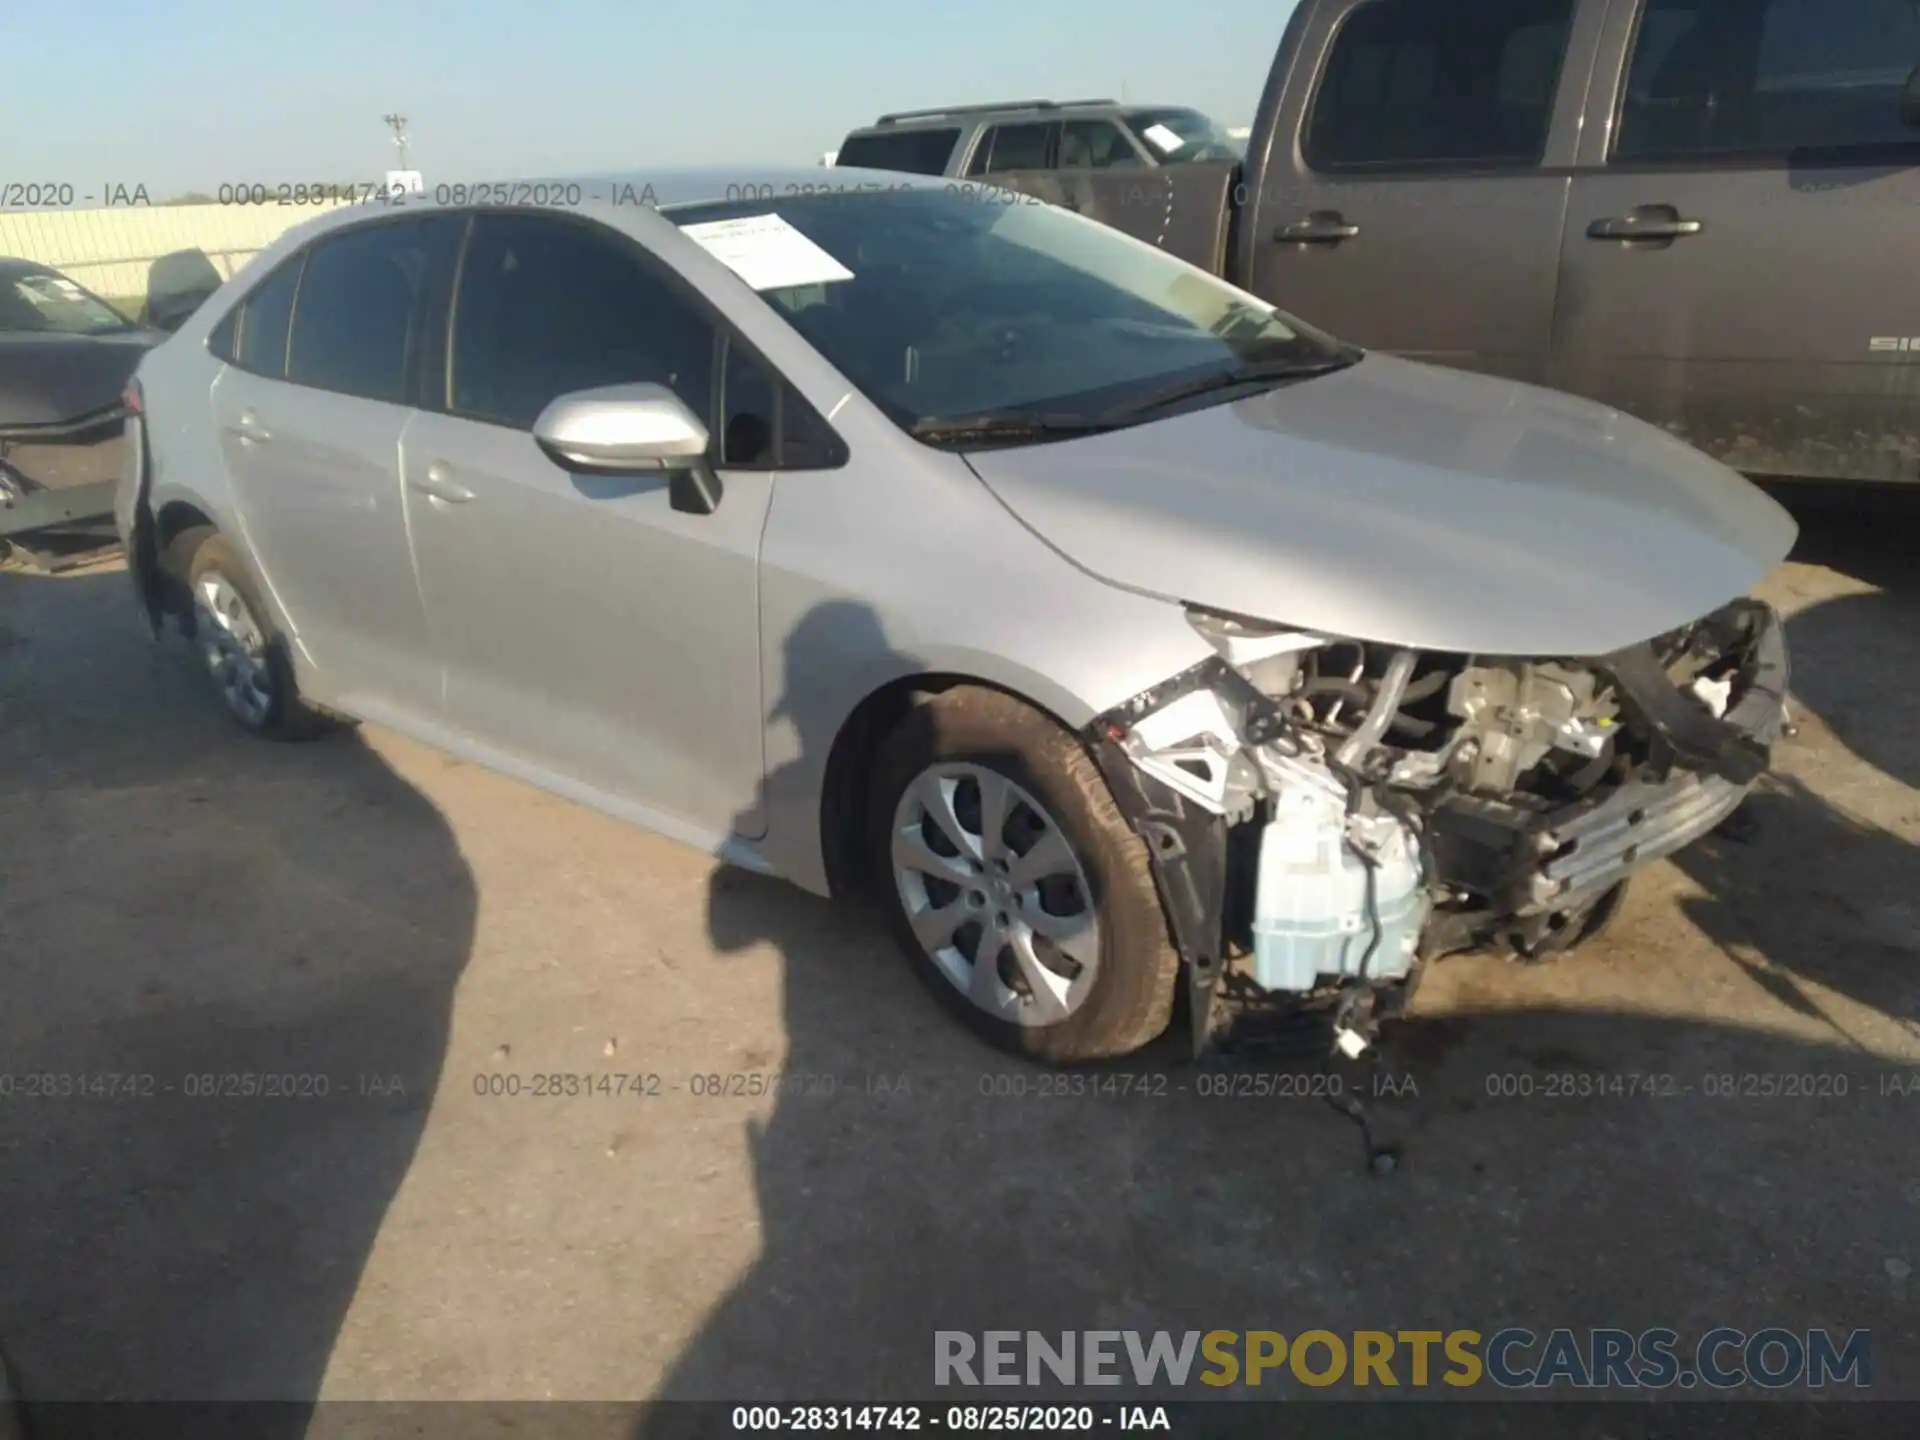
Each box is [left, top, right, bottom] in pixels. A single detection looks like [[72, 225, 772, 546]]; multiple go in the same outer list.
[[1509, 878, 1633, 963], [165, 526, 336, 741], [867, 685, 1179, 1064]]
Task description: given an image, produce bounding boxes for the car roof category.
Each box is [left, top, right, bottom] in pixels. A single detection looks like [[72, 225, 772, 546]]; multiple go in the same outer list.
[[594, 165, 954, 208], [847, 100, 1181, 133], [279, 165, 953, 248], [0, 258, 61, 279]]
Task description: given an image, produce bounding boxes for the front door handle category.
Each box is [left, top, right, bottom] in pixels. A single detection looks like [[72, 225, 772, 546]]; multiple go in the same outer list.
[[1276, 211, 1361, 244], [1587, 208, 1704, 242], [409, 462, 475, 505]]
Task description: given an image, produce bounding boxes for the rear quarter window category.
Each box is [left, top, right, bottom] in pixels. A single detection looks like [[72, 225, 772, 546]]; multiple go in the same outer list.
[[835, 128, 962, 175], [232, 254, 304, 379], [207, 303, 240, 363]]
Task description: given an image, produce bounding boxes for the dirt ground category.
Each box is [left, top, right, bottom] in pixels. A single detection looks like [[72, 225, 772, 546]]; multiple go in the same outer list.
[[0, 494, 1915, 1422]]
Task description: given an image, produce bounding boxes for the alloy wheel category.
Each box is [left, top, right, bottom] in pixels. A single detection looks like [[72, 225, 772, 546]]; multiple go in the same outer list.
[[194, 571, 274, 729], [890, 762, 1101, 1026]]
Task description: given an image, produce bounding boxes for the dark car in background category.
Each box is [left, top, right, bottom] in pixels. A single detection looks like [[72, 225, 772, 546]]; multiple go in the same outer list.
[[0, 258, 161, 565]]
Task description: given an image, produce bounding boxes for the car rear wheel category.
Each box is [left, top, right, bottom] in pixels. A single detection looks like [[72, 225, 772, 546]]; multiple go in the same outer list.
[[165, 527, 337, 741], [867, 686, 1179, 1064]]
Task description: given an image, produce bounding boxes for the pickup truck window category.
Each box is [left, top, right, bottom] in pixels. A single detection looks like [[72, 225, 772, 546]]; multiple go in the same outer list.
[[1616, 0, 1920, 161], [835, 128, 963, 176], [1304, 0, 1576, 171]]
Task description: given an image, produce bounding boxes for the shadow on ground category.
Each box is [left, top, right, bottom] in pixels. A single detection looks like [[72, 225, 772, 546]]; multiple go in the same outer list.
[[642, 522, 1920, 1425], [1668, 495, 1920, 1035], [0, 563, 475, 1430], [1767, 492, 1920, 790]]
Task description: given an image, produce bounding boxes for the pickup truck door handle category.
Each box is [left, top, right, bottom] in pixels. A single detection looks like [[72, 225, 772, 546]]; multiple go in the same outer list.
[[1276, 211, 1360, 244], [225, 411, 270, 445], [1587, 211, 1704, 241], [409, 461, 475, 505]]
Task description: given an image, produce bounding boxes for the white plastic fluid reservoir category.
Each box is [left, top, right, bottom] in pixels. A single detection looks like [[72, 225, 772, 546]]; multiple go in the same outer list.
[[1249, 760, 1429, 993]]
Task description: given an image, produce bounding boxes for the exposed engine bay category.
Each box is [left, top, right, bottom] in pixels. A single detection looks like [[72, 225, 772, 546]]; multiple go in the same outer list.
[[1086, 597, 1791, 1055]]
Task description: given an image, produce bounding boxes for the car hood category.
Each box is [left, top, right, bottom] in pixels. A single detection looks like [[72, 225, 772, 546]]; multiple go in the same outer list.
[[0, 329, 162, 429], [961, 354, 1798, 657]]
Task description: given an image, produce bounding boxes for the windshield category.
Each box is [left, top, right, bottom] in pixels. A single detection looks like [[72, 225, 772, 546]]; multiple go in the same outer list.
[[1122, 108, 1243, 164], [667, 187, 1350, 438], [0, 268, 132, 335]]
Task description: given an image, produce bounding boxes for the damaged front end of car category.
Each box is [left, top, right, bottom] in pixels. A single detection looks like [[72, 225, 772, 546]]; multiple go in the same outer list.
[[1086, 597, 1791, 1058]]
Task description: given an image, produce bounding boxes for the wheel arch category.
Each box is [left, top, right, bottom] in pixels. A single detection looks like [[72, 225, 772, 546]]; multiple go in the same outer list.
[[816, 665, 1097, 902], [144, 498, 221, 622], [154, 498, 217, 555]]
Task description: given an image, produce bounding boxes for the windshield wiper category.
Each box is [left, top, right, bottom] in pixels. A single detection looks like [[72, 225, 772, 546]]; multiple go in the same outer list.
[[910, 413, 1120, 446], [909, 353, 1359, 445], [1104, 354, 1358, 421]]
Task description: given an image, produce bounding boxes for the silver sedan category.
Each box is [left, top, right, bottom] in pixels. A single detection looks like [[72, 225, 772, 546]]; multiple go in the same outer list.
[[118, 168, 1794, 1063]]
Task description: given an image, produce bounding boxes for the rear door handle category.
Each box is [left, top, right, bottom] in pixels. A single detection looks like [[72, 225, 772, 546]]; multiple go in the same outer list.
[[1587, 212, 1704, 241], [226, 411, 271, 445], [1276, 211, 1360, 244], [409, 461, 474, 505]]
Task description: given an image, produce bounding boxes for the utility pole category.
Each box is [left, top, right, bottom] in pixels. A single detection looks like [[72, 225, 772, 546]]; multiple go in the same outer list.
[[383, 113, 409, 172]]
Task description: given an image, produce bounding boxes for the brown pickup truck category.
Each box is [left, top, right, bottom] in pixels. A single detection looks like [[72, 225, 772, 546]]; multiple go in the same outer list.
[[974, 0, 1920, 486]]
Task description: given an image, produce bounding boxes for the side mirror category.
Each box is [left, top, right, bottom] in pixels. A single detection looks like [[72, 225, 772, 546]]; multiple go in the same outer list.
[[1903, 64, 1920, 128], [145, 248, 223, 333], [532, 382, 722, 513]]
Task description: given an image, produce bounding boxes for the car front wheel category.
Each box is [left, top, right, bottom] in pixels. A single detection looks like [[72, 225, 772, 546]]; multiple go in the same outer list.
[[868, 685, 1179, 1064]]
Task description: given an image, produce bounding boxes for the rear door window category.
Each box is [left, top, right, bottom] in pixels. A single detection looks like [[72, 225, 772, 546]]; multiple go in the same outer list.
[[1305, 0, 1577, 170], [286, 217, 460, 403], [835, 127, 962, 174], [966, 122, 1058, 175], [1616, 0, 1920, 160]]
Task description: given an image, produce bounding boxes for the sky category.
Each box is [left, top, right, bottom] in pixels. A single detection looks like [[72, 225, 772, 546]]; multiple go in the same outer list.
[[1, 0, 1301, 199]]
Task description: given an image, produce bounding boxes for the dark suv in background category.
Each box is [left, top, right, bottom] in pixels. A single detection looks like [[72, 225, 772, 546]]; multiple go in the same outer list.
[[833, 98, 1243, 180]]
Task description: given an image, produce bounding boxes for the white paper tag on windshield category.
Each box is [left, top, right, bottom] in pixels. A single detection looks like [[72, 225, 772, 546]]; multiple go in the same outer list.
[[21, 276, 84, 299], [1141, 123, 1183, 154], [679, 214, 854, 291]]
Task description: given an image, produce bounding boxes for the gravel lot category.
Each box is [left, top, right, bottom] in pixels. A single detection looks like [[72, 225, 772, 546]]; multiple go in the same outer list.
[[1, 495, 1916, 1419]]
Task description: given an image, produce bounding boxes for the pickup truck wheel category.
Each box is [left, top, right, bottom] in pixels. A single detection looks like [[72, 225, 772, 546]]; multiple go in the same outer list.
[[868, 686, 1179, 1064], [165, 527, 336, 742]]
